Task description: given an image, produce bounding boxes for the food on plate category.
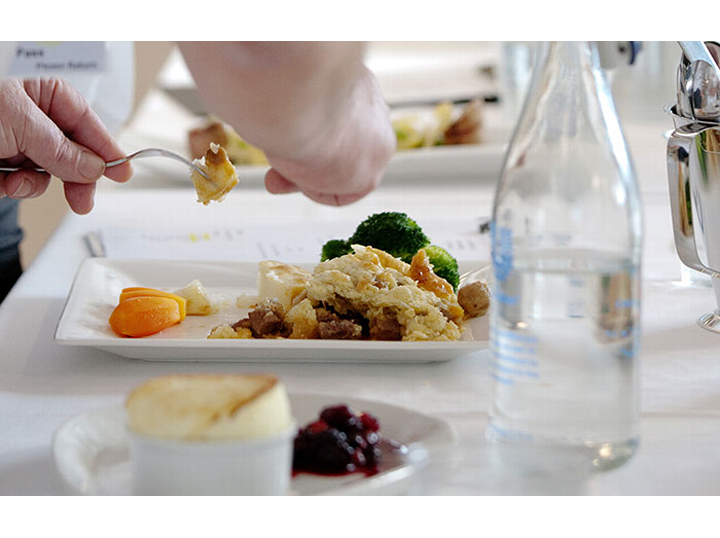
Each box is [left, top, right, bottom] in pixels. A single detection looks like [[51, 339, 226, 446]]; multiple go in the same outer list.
[[421, 244, 460, 291], [457, 280, 490, 318], [189, 100, 483, 167], [207, 324, 250, 339], [392, 99, 483, 150], [293, 404, 382, 476], [191, 143, 239, 205], [109, 287, 188, 337], [107, 212, 488, 341], [188, 118, 268, 166], [125, 374, 292, 441], [392, 117, 425, 150], [348, 211, 430, 263], [322, 211, 460, 290], [256, 261, 312, 311], [109, 283, 220, 338], [109, 296, 182, 338], [443, 99, 483, 145], [119, 287, 187, 320], [211, 244, 468, 342], [173, 279, 215, 315], [320, 239, 353, 263]]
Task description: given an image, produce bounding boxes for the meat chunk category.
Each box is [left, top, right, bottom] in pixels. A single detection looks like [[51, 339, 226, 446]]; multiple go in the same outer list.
[[243, 299, 289, 337], [231, 318, 252, 331], [369, 315, 402, 341], [317, 319, 363, 340], [248, 300, 285, 337], [457, 281, 490, 318]]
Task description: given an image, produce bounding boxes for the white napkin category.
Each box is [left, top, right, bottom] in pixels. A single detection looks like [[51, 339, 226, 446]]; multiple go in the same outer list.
[[94, 222, 491, 264]]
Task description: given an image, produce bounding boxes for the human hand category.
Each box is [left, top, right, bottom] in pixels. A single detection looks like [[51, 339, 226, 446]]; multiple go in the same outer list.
[[180, 42, 395, 207], [0, 78, 132, 214], [263, 66, 395, 206]]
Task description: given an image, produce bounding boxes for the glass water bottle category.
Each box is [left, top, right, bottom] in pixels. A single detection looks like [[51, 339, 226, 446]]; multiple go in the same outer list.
[[487, 42, 642, 472]]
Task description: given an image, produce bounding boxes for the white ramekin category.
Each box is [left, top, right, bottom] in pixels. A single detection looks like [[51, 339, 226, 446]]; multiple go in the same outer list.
[[127, 423, 296, 496]]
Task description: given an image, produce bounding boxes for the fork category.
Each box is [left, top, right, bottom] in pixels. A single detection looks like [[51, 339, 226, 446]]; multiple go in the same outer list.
[[0, 148, 210, 179]]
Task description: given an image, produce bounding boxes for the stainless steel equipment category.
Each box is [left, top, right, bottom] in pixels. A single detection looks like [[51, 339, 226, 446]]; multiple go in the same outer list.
[[667, 41, 720, 332]]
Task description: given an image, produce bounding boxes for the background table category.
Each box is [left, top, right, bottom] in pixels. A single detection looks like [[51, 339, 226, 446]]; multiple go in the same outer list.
[[1, 41, 717, 493], [2, 136, 720, 494]]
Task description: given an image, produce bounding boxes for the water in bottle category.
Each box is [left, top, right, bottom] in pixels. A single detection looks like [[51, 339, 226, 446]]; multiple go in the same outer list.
[[487, 42, 642, 473]]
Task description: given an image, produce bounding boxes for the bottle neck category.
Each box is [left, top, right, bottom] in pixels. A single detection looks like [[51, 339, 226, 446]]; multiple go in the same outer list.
[[533, 42, 605, 131], [544, 41, 598, 74], [512, 41, 632, 177], [496, 41, 642, 257]]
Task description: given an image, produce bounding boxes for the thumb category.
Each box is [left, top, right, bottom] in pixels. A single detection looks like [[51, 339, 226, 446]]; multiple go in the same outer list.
[[16, 99, 106, 184]]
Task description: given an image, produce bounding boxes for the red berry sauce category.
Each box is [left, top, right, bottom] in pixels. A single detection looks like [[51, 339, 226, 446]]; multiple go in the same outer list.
[[293, 404, 382, 477]]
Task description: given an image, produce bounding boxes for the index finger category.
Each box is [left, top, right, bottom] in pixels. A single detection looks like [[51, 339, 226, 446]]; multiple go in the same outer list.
[[23, 79, 132, 183]]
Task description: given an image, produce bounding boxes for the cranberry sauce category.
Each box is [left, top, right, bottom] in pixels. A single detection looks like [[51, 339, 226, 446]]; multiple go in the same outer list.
[[293, 404, 382, 477]]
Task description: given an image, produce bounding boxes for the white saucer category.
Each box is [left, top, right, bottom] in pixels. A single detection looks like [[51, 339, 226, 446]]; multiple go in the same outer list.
[[52, 394, 457, 495]]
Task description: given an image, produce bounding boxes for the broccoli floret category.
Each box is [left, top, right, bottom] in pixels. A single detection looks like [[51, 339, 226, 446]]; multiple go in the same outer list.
[[349, 212, 430, 263], [424, 245, 460, 291], [320, 214, 461, 291], [321, 239, 353, 261]]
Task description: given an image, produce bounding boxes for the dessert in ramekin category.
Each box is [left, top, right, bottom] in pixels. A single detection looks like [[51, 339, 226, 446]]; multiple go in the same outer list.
[[125, 374, 294, 495]]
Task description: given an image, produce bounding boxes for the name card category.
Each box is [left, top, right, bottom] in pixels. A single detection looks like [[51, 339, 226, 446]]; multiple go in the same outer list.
[[8, 41, 106, 75]]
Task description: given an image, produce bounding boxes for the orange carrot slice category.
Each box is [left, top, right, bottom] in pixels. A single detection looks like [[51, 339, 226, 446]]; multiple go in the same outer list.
[[109, 296, 181, 337], [119, 288, 187, 321]]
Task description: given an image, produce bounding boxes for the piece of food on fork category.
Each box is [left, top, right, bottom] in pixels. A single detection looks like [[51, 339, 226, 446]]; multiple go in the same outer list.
[[191, 143, 239, 205]]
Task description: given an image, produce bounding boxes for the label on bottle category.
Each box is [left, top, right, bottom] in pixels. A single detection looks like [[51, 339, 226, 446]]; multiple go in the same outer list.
[[491, 222, 520, 306], [491, 222, 513, 282], [8, 42, 106, 75]]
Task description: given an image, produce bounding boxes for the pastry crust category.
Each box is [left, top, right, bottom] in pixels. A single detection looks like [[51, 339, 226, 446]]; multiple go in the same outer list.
[[209, 247, 487, 342], [305, 245, 464, 341], [126, 374, 291, 441]]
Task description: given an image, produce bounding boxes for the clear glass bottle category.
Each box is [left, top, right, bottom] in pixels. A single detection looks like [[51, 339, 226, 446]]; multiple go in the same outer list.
[[487, 42, 642, 473]]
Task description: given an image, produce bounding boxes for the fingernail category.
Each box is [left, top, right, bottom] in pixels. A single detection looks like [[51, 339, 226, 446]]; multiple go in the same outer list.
[[78, 151, 106, 181], [12, 180, 33, 198]]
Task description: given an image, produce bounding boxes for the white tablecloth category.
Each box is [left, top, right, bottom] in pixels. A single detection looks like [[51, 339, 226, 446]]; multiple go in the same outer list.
[[3, 164, 720, 494]]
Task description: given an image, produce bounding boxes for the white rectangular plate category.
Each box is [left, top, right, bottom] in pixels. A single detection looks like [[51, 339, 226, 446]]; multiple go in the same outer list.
[[55, 258, 489, 363]]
